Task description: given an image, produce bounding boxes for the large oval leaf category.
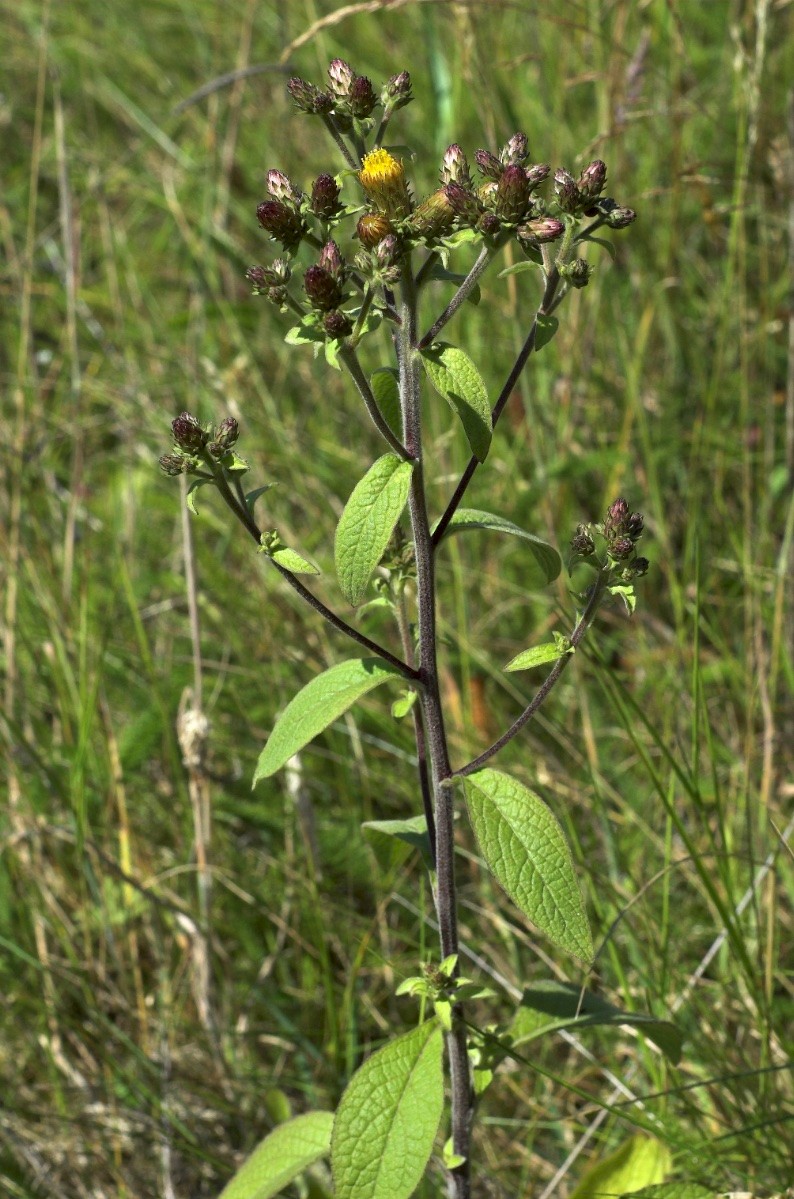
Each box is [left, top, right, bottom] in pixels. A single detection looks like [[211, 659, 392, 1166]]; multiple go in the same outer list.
[[254, 659, 401, 783], [464, 769, 593, 961], [434, 509, 561, 584], [331, 1021, 444, 1199], [219, 1110, 334, 1199], [421, 343, 492, 462], [335, 454, 414, 605], [569, 1136, 672, 1199]]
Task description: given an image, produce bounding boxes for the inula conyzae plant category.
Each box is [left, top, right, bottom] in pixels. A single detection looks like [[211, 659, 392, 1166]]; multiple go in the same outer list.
[[161, 60, 663, 1199]]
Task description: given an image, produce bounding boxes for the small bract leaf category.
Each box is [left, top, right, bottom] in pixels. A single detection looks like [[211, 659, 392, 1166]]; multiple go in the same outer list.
[[498, 260, 542, 278], [370, 368, 401, 438], [568, 1136, 672, 1199], [434, 509, 561, 585], [244, 483, 278, 515], [421, 343, 492, 462], [391, 689, 418, 719], [186, 478, 213, 516], [285, 318, 324, 346], [254, 659, 401, 783], [270, 546, 320, 575], [464, 770, 593, 961], [505, 642, 572, 672], [219, 1110, 334, 1199], [331, 1021, 444, 1199], [361, 815, 432, 869], [535, 315, 559, 351], [335, 455, 414, 605]]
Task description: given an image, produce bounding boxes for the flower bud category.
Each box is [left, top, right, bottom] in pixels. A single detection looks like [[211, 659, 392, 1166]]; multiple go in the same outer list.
[[500, 132, 529, 166], [303, 264, 344, 311], [328, 58, 355, 98], [172, 412, 207, 454], [525, 162, 551, 190], [631, 557, 649, 577], [310, 173, 342, 220], [570, 525, 595, 556], [213, 417, 239, 452], [604, 498, 630, 538], [477, 211, 502, 237], [381, 71, 412, 111], [323, 309, 353, 339], [625, 511, 644, 541], [318, 239, 345, 279], [267, 169, 296, 201], [349, 75, 377, 117], [566, 258, 592, 288], [374, 234, 400, 268], [554, 168, 581, 213], [356, 211, 394, 247], [256, 200, 306, 250], [246, 259, 291, 294], [443, 182, 481, 225], [605, 205, 636, 229], [495, 163, 531, 224], [609, 536, 635, 560], [474, 148, 503, 181], [578, 159, 607, 199], [287, 77, 333, 114], [440, 144, 472, 187], [407, 188, 456, 239], [358, 148, 413, 220], [517, 216, 565, 245], [159, 453, 188, 476]]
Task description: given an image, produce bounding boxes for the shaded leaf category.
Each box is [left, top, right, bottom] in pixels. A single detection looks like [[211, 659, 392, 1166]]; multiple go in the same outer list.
[[535, 315, 559, 351], [244, 483, 278, 516], [622, 1187, 715, 1199], [361, 815, 432, 868], [335, 455, 414, 605], [219, 1111, 333, 1199], [185, 478, 213, 516], [421, 343, 492, 462], [254, 659, 401, 783], [569, 1136, 671, 1199], [464, 770, 593, 961], [331, 1021, 444, 1199], [370, 368, 402, 438], [434, 509, 561, 584]]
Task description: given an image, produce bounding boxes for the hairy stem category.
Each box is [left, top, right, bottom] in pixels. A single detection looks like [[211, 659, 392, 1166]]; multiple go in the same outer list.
[[398, 261, 474, 1199], [207, 460, 418, 679], [395, 584, 436, 862], [456, 567, 612, 776]]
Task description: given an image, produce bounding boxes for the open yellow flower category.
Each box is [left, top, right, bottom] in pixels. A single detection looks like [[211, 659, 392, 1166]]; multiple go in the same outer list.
[[358, 148, 413, 220]]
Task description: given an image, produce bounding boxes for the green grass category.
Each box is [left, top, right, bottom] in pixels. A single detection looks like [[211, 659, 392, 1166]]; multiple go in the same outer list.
[[1, 0, 792, 1195]]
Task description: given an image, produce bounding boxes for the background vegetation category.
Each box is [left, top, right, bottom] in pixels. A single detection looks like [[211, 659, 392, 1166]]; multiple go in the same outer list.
[[1, 0, 792, 1195]]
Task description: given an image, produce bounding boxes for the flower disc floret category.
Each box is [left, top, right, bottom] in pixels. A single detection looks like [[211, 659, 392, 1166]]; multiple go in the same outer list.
[[358, 148, 413, 220]]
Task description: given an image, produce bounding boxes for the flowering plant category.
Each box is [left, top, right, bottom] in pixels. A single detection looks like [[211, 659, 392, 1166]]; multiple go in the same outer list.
[[162, 59, 662, 1199]]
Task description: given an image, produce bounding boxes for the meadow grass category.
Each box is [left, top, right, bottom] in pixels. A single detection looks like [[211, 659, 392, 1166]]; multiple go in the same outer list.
[[1, 0, 792, 1195]]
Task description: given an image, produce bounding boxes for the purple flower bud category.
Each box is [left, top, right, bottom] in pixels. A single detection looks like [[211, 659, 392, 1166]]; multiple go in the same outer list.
[[381, 71, 412, 111], [256, 200, 306, 250], [323, 309, 353, 339], [443, 182, 481, 225], [159, 453, 188, 476], [328, 58, 355, 98], [578, 160, 607, 199], [495, 163, 531, 224], [213, 417, 239, 452], [474, 148, 503, 181], [440, 144, 472, 187], [310, 173, 342, 220], [374, 234, 400, 268], [606, 205, 636, 229], [287, 77, 333, 114], [267, 169, 296, 202], [604, 497, 630, 538], [610, 536, 635, 560], [525, 163, 551, 190], [246, 259, 292, 294], [500, 132, 529, 166], [632, 557, 649, 577], [625, 511, 644, 541], [517, 216, 565, 245], [171, 412, 207, 454], [303, 264, 344, 311], [318, 239, 345, 279], [349, 75, 377, 117], [477, 211, 502, 237], [554, 168, 581, 213], [570, 525, 595, 556]]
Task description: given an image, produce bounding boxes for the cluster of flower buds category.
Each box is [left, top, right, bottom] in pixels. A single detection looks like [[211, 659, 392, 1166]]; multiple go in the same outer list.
[[570, 498, 648, 580], [288, 60, 412, 128], [256, 169, 308, 251], [552, 162, 635, 228], [246, 259, 292, 306], [304, 240, 349, 330], [159, 412, 240, 476]]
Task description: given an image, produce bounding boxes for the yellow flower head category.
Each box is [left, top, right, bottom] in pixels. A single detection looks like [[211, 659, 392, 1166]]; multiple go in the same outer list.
[[358, 148, 412, 220]]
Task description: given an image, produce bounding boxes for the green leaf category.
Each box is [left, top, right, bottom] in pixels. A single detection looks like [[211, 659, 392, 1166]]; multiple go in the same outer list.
[[285, 317, 324, 346], [370, 368, 401, 438], [219, 1111, 334, 1199], [464, 770, 593, 961], [621, 1186, 716, 1199], [434, 509, 561, 585], [579, 233, 617, 260], [510, 980, 683, 1065], [425, 264, 481, 305], [335, 455, 414, 605], [609, 581, 637, 614], [270, 546, 320, 575], [568, 1136, 672, 1199], [185, 478, 213, 515], [324, 338, 343, 370], [361, 815, 432, 869], [505, 640, 572, 672], [331, 1021, 444, 1199], [535, 315, 559, 351], [254, 659, 401, 783], [421, 342, 492, 462], [244, 483, 277, 515], [498, 260, 542, 278], [391, 689, 418, 719]]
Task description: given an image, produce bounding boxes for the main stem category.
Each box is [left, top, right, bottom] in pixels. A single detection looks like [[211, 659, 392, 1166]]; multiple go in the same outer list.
[[398, 262, 474, 1199]]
